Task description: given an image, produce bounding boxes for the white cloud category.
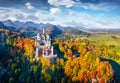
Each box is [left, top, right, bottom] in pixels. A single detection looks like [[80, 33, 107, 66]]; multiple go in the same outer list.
[[81, 6, 88, 9], [47, 0, 118, 13], [63, 19, 120, 29], [71, 1, 119, 12], [68, 11, 76, 16], [86, 3, 108, 11], [50, 8, 61, 14], [48, 0, 115, 11], [61, 11, 120, 29], [26, 15, 38, 20], [25, 2, 34, 10], [0, 7, 56, 24], [48, 0, 75, 8], [0, 7, 120, 29], [35, 11, 42, 17], [0, 8, 38, 22], [41, 17, 54, 22]]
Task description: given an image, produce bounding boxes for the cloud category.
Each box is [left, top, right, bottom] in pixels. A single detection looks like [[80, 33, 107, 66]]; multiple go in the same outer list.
[[47, 0, 115, 11], [0, 7, 55, 24], [63, 19, 120, 29], [68, 11, 76, 16], [48, 0, 75, 8], [0, 6, 120, 29], [16, 14, 25, 20], [0, 8, 35, 22], [26, 15, 39, 20], [48, 0, 117, 11], [63, 20, 85, 27], [81, 5, 88, 9], [41, 17, 55, 22], [25, 2, 34, 10], [79, 2, 119, 11], [61, 11, 120, 29], [50, 8, 61, 14]]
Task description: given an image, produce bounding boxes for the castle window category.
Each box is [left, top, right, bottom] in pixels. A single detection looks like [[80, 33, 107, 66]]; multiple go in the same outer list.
[[48, 49, 51, 55], [40, 42, 45, 45]]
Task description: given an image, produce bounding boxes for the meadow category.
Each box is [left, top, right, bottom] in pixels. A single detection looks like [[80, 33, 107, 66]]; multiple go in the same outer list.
[[78, 33, 120, 45], [77, 33, 120, 51]]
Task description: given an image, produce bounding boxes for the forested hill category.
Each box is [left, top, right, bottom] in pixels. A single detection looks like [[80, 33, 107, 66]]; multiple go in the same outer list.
[[0, 21, 88, 37], [0, 22, 16, 31]]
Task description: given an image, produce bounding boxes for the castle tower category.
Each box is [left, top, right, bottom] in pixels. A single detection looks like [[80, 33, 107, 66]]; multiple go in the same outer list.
[[35, 47, 39, 58], [37, 33, 41, 40], [43, 28, 45, 34], [35, 28, 57, 59], [51, 46, 54, 55]]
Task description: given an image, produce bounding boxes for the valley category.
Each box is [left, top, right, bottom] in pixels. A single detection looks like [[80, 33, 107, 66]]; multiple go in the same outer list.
[[0, 20, 120, 83]]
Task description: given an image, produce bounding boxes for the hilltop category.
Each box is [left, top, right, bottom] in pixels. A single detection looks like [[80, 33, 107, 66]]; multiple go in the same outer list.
[[0, 20, 88, 37]]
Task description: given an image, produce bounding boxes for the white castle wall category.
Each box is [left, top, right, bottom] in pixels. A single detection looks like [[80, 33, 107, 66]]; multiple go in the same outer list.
[[35, 29, 57, 59]]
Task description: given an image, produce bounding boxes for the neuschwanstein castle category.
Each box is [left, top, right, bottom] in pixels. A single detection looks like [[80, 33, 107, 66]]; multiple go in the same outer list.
[[35, 28, 57, 59]]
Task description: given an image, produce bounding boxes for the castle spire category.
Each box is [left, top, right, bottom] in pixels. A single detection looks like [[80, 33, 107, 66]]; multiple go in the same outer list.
[[43, 28, 45, 34], [37, 33, 40, 40]]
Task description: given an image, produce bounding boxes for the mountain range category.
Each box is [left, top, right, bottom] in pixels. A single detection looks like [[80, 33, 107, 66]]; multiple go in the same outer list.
[[2, 20, 53, 29], [1, 20, 120, 35]]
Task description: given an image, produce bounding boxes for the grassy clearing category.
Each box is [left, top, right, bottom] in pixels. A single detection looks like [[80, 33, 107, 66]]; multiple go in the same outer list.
[[77, 33, 120, 46]]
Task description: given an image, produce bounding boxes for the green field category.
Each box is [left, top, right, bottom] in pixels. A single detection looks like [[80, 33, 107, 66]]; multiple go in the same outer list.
[[76, 33, 120, 52], [78, 33, 120, 46]]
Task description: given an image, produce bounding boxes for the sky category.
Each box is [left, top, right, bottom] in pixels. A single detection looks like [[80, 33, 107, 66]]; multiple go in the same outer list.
[[0, 0, 120, 29]]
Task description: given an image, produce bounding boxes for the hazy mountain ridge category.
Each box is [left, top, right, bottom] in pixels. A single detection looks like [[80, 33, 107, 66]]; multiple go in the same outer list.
[[1, 20, 120, 35], [0, 21, 16, 31], [1, 20, 87, 35], [2, 20, 53, 29]]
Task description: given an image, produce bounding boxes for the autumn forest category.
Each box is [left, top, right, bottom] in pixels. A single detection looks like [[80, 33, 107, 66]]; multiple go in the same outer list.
[[0, 28, 120, 83]]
